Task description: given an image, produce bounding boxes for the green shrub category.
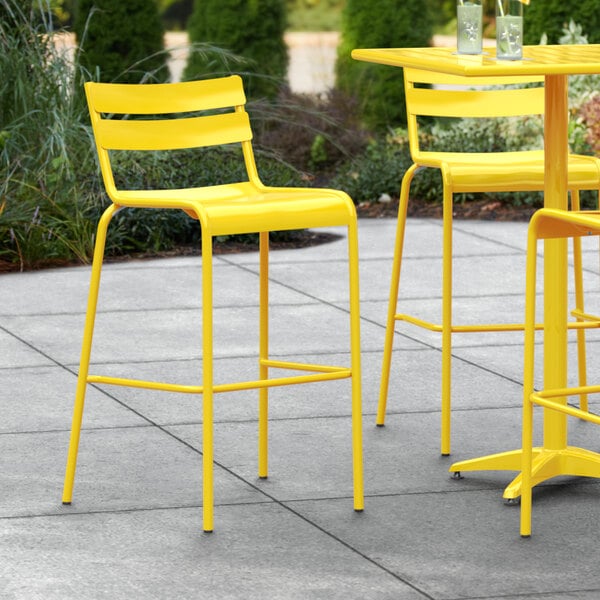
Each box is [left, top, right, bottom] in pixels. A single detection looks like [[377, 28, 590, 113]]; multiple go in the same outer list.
[[249, 88, 369, 178], [424, 116, 548, 206], [74, 0, 169, 83], [335, 0, 433, 131], [333, 17, 600, 213], [100, 146, 306, 254], [184, 0, 288, 100], [0, 0, 307, 271], [524, 0, 600, 45], [159, 0, 193, 30], [0, 0, 100, 270], [331, 135, 411, 204], [286, 0, 343, 31], [333, 114, 545, 208]]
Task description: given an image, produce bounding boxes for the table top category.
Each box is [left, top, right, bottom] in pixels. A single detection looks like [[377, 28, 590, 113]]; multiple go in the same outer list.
[[351, 44, 600, 77]]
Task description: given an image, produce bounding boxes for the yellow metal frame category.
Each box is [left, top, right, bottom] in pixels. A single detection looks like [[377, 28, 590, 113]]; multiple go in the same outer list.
[[447, 72, 600, 504], [62, 76, 364, 532], [520, 209, 600, 537], [376, 67, 600, 456], [351, 45, 600, 530]]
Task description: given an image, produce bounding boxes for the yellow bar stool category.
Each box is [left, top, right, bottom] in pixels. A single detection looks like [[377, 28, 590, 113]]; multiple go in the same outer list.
[[62, 75, 364, 532], [521, 208, 600, 537], [378, 68, 600, 455]]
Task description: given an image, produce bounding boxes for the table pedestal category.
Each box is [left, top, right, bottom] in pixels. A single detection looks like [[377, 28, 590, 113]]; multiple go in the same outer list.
[[350, 46, 600, 501], [450, 73, 600, 498], [450, 447, 600, 499]]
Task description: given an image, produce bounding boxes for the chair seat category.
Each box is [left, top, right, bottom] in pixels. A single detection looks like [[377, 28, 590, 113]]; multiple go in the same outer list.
[[417, 151, 600, 192], [113, 182, 355, 236]]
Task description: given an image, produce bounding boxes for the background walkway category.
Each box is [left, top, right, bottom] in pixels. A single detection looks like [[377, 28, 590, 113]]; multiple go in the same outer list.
[[56, 31, 492, 94], [166, 32, 486, 93], [165, 31, 339, 93], [1, 217, 599, 598]]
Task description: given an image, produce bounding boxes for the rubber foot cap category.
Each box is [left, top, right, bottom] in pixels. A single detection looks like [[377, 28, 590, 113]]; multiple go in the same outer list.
[[62, 502, 72, 505]]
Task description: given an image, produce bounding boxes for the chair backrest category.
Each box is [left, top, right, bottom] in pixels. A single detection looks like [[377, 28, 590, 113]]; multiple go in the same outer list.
[[84, 75, 260, 198], [403, 67, 545, 160]]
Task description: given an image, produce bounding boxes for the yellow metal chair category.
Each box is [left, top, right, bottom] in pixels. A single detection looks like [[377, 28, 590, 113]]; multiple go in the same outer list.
[[378, 67, 600, 455], [520, 208, 600, 537], [62, 75, 364, 532]]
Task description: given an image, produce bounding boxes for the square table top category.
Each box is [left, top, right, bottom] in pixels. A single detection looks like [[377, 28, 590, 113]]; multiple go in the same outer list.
[[351, 44, 600, 77]]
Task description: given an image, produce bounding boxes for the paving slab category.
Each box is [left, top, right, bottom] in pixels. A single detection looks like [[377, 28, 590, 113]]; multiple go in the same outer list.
[[0, 504, 426, 600], [2, 217, 600, 599], [288, 485, 600, 600], [0, 425, 263, 519], [0, 365, 146, 433], [3, 299, 385, 366]]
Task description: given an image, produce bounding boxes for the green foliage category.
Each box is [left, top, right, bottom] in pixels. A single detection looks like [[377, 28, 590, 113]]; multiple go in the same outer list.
[[524, 0, 600, 45], [10, 1, 600, 271], [49, 0, 73, 26], [159, 0, 193, 30], [427, 0, 455, 30], [74, 0, 169, 83], [286, 0, 344, 31], [423, 116, 547, 206], [249, 88, 368, 178], [184, 0, 288, 100], [331, 135, 411, 204], [0, 0, 305, 271], [333, 22, 600, 211], [102, 147, 304, 253], [0, 0, 100, 270], [333, 114, 544, 208], [335, 0, 434, 130]]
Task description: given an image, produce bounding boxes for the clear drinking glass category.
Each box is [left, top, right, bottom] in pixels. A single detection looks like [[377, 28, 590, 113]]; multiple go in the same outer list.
[[457, 0, 483, 54], [496, 0, 523, 60]]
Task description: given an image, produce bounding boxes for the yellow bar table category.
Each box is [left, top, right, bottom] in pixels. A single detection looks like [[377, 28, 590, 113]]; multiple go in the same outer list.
[[352, 45, 600, 500]]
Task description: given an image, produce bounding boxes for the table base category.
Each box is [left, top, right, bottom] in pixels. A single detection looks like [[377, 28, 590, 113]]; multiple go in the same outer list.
[[449, 446, 600, 499]]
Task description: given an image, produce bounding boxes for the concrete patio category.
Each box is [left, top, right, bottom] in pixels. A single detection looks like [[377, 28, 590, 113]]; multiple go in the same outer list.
[[1, 216, 599, 599]]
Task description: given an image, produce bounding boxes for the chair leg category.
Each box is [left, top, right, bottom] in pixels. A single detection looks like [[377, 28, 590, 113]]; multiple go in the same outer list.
[[348, 219, 364, 511], [258, 232, 269, 480], [520, 228, 539, 538], [62, 204, 118, 505], [377, 164, 418, 426], [440, 181, 454, 456], [570, 190, 589, 412], [520, 397, 534, 537], [201, 231, 215, 533]]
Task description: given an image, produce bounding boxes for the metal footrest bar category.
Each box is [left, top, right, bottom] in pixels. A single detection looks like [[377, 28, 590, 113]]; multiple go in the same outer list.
[[87, 365, 352, 395], [396, 313, 600, 333], [571, 308, 600, 323]]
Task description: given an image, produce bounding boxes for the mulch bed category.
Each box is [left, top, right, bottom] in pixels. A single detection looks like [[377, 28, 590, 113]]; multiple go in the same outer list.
[[357, 196, 537, 222], [115, 198, 537, 259], [0, 197, 538, 273]]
